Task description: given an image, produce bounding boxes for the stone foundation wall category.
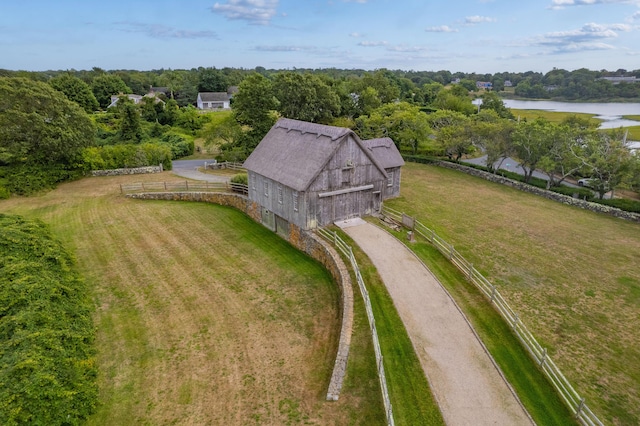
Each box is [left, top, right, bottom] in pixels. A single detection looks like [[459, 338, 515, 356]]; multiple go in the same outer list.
[[92, 165, 163, 176], [125, 191, 353, 400], [437, 161, 640, 223]]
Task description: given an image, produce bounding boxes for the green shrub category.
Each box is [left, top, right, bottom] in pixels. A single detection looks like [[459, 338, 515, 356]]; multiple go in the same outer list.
[[0, 185, 9, 199], [159, 133, 195, 159], [0, 214, 97, 425], [596, 198, 640, 213], [0, 165, 84, 196], [230, 173, 248, 185], [551, 185, 594, 200], [81, 144, 172, 171]]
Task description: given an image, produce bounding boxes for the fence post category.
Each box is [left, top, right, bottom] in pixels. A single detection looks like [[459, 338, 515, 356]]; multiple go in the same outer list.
[[186, 180, 189, 191], [164, 181, 167, 190], [575, 398, 586, 419], [120, 184, 123, 194], [512, 313, 519, 329], [540, 348, 547, 367], [142, 182, 145, 191], [448, 243, 454, 260], [490, 285, 496, 302], [467, 262, 473, 279]]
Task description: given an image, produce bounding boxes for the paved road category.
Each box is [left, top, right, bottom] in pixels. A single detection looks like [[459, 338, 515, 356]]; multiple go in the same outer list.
[[462, 155, 553, 182], [338, 219, 533, 426], [171, 159, 230, 183]]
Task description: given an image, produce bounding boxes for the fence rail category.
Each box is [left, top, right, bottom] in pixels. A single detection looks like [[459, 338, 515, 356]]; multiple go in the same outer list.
[[381, 205, 603, 426], [120, 180, 248, 195], [203, 161, 245, 171], [316, 228, 394, 426]]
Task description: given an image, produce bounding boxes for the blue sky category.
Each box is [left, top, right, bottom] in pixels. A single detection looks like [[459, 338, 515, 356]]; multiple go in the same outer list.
[[1, 0, 639, 73]]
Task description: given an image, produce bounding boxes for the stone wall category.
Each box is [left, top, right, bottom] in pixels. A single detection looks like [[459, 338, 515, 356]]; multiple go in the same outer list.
[[125, 191, 353, 401], [436, 161, 640, 223], [91, 165, 163, 176]]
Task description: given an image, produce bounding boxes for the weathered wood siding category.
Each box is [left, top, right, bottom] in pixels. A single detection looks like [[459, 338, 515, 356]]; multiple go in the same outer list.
[[248, 134, 388, 230], [383, 166, 402, 199], [248, 172, 311, 230], [307, 135, 386, 227]]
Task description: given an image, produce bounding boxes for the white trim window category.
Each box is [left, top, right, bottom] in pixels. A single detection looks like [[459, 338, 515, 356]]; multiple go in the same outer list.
[[387, 170, 394, 187], [293, 192, 299, 212], [277, 186, 283, 204], [264, 181, 269, 197]]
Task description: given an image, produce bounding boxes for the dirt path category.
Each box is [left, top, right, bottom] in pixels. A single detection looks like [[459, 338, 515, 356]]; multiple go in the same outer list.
[[340, 219, 533, 426]]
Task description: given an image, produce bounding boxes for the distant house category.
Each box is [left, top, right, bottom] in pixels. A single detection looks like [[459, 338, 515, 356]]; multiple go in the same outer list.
[[107, 91, 164, 109], [504, 80, 513, 87], [600, 76, 638, 84], [196, 92, 231, 109], [476, 81, 493, 90], [243, 118, 404, 231], [107, 94, 143, 108]]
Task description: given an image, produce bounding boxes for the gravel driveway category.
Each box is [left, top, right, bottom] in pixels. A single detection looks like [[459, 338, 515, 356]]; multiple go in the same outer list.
[[339, 219, 533, 426], [171, 159, 230, 183]]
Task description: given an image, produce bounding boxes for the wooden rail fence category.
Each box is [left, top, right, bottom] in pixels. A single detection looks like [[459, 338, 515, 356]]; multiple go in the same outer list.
[[381, 205, 603, 426], [317, 228, 395, 426], [120, 181, 248, 195]]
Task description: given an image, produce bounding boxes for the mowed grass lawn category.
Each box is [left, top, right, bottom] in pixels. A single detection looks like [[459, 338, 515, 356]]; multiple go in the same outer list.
[[386, 162, 640, 425], [0, 173, 384, 425]]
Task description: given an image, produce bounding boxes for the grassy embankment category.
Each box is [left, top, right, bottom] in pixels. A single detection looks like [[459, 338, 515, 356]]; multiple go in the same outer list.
[[386, 162, 640, 425], [0, 173, 385, 425], [513, 109, 640, 140]]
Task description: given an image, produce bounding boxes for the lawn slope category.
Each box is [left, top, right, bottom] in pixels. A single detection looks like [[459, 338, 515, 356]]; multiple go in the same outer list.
[[386, 162, 640, 425]]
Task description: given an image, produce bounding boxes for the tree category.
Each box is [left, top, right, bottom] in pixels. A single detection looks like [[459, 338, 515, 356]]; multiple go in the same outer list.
[[49, 74, 99, 113], [470, 110, 514, 172], [231, 73, 279, 154], [536, 123, 583, 189], [198, 67, 228, 93], [356, 102, 430, 154], [479, 91, 514, 119], [432, 87, 475, 115], [115, 97, 143, 144], [91, 74, 130, 109], [577, 130, 634, 199], [511, 118, 555, 183], [0, 77, 95, 167], [272, 72, 340, 123]]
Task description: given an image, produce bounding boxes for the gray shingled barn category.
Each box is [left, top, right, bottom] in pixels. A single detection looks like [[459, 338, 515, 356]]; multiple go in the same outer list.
[[243, 118, 404, 231]]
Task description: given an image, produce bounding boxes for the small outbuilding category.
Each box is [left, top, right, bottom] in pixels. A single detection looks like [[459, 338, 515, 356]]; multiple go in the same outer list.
[[243, 118, 404, 231]]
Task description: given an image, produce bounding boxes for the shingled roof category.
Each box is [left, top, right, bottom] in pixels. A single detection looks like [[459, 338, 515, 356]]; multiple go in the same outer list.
[[362, 137, 405, 169], [198, 92, 230, 102], [243, 118, 388, 192]]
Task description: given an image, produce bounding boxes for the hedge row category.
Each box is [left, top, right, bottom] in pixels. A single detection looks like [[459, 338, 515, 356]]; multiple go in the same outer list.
[[0, 214, 97, 425]]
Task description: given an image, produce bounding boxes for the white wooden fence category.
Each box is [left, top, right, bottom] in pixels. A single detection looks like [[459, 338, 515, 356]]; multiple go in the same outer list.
[[120, 181, 248, 195], [381, 205, 604, 426], [317, 228, 395, 426]]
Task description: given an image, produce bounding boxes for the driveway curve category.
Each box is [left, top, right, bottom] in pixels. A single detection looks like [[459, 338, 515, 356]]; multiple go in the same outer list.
[[171, 159, 230, 183], [339, 219, 533, 426]]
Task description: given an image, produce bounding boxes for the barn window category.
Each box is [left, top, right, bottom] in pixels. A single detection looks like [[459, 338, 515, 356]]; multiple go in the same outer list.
[[251, 173, 256, 191], [342, 169, 351, 185], [293, 192, 299, 212], [264, 181, 269, 197], [277, 186, 283, 204], [387, 171, 394, 187]]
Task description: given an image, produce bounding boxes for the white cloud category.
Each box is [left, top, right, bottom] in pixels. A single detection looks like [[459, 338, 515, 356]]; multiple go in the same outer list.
[[117, 22, 218, 39], [254, 45, 316, 52], [425, 25, 458, 33], [349, 32, 364, 37], [358, 41, 389, 47], [464, 15, 497, 24], [539, 22, 630, 45], [549, 0, 640, 10], [212, 0, 279, 25]]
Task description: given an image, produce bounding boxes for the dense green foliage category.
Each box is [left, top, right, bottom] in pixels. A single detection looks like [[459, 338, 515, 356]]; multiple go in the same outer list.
[[0, 214, 97, 425], [0, 77, 96, 195], [82, 143, 173, 170], [49, 74, 99, 113]]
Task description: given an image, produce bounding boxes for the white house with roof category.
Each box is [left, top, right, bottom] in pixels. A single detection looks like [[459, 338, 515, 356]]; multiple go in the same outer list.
[[196, 92, 231, 109]]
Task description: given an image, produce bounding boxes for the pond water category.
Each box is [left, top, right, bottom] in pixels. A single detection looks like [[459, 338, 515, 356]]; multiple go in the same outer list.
[[502, 99, 640, 129]]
